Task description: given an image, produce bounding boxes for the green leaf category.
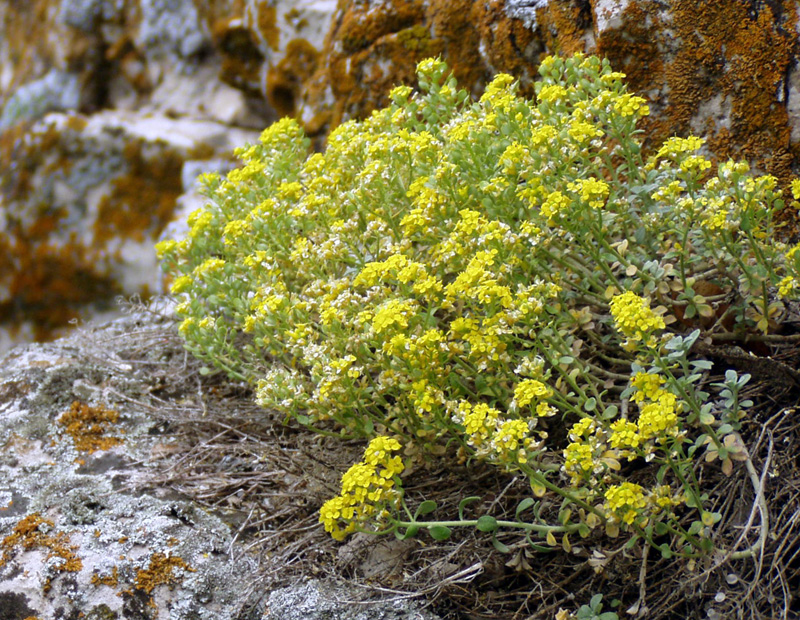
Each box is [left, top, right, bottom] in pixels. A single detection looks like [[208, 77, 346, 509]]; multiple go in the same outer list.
[[737, 373, 751, 387], [654, 522, 669, 536], [602, 405, 618, 420], [458, 496, 481, 520], [396, 525, 420, 540], [515, 498, 535, 519], [492, 536, 510, 553], [699, 411, 715, 425], [428, 525, 452, 541], [584, 397, 597, 412], [415, 500, 438, 518], [476, 515, 499, 533], [659, 543, 673, 559]]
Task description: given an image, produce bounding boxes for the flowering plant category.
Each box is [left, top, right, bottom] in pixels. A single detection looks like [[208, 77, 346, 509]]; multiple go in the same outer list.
[[157, 54, 796, 563]]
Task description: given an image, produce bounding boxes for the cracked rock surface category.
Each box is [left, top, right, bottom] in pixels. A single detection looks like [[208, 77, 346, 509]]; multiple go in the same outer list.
[[0, 311, 260, 619]]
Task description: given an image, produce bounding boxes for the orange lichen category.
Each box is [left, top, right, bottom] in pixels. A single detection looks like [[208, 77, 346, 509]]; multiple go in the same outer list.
[[0, 1, 59, 98], [0, 239, 121, 342], [535, 0, 592, 57], [267, 39, 320, 118], [213, 17, 266, 95], [57, 401, 124, 454], [93, 140, 184, 244], [91, 566, 119, 588], [0, 115, 149, 341], [134, 552, 195, 594], [255, 0, 280, 51], [0, 513, 83, 573], [593, 0, 798, 226], [305, 0, 497, 134]]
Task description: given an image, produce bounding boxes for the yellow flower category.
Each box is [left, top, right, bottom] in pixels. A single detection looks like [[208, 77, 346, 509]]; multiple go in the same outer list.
[[568, 120, 603, 144], [492, 419, 530, 463], [155, 239, 177, 259], [169, 275, 193, 295], [612, 93, 649, 118], [609, 291, 665, 341], [364, 436, 402, 466], [792, 178, 800, 200], [609, 419, 641, 450], [537, 84, 568, 104], [514, 379, 553, 408], [604, 482, 646, 524], [372, 299, 415, 334], [541, 190, 570, 220], [569, 418, 596, 440], [778, 275, 799, 298], [637, 391, 679, 440], [563, 441, 594, 481], [456, 401, 500, 447], [630, 372, 665, 402], [567, 177, 609, 209]]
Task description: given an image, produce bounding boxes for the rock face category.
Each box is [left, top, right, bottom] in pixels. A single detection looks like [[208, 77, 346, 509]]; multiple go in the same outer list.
[[264, 579, 441, 620], [0, 111, 256, 352], [2, 0, 799, 351], [0, 311, 260, 619]]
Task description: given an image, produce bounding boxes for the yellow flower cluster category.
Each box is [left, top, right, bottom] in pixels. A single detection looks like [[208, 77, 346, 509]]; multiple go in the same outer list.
[[453, 401, 538, 465], [637, 392, 679, 440], [604, 482, 646, 525], [609, 292, 665, 343], [319, 437, 404, 541], [514, 379, 554, 409], [568, 177, 609, 209]]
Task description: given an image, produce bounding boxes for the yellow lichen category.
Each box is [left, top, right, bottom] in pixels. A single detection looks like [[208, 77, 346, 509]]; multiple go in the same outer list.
[[0, 513, 82, 573], [90, 565, 119, 588], [57, 401, 124, 454], [134, 552, 195, 594]]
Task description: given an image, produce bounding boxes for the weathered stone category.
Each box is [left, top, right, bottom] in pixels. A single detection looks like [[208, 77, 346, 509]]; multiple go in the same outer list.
[[0, 309, 448, 620], [0, 111, 257, 352], [265, 579, 441, 620], [0, 312, 261, 619]]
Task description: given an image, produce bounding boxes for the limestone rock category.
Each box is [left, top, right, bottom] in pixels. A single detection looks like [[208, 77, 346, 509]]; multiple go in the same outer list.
[[264, 579, 441, 620], [0, 309, 446, 620], [0, 311, 263, 619], [0, 110, 258, 353]]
